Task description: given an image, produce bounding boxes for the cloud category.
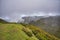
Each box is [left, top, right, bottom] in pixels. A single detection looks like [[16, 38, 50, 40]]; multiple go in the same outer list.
[[0, 0, 60, 22], [1, 0, 59, 14], [0, 12, 60, 22]]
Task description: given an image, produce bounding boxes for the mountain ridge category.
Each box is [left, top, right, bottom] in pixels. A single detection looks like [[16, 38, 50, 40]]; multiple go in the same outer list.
[[29, 16, 60, 38], [0, 19, 60, 40]]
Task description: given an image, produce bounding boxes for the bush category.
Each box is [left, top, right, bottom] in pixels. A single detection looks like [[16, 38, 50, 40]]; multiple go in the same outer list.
[[22, 28, 33, 37], [32, 30, 38, 35], [36, 34, 42, 40]]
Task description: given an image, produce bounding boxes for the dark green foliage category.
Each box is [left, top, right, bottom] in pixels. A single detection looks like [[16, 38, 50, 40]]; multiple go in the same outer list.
[[0, 19, 8, 23], [32, 30, 39, 35], [36, 34, 42, 40], [32, 30, 46, 40], [20, 23, 27, 27], [22, 28, 33, 37], [26, 32, 32, 37]]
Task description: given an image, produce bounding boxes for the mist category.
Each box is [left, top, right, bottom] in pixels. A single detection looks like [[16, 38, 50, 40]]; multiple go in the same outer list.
[[0, 0, 60, 22]]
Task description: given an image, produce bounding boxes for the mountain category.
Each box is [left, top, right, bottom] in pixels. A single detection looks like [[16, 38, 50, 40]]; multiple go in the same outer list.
[[22, 16, 44, 24], [29, 16, 60, 38], [0, 22, 59, 40], [0, 19, 8, 23]]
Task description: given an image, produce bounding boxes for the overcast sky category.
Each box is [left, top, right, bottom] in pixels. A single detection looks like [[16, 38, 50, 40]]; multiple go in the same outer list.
[[0, 0, 60, 22]]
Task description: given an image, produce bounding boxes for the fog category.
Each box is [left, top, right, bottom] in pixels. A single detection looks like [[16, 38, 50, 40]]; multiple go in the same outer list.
[[0, 0, 60, 22]]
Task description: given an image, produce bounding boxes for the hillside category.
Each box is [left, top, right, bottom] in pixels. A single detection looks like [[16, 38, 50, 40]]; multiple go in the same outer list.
[[22, 16, 44, 24], [29, 16, 60, 38], [0, 19, 8, 23], [0, 22, 59, 40]]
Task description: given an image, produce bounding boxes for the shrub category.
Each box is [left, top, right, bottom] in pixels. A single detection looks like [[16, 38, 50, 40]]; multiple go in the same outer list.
[[36, 34, 42, 40], [22, 28, 33, 37], [32, 30, 38, 35]]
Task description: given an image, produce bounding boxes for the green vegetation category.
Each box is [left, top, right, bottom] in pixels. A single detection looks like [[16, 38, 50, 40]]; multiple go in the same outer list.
[[0, 20, 60, 40], [0, 19, 8, 23], [24, 24, 60, 40], [30, 18, 60, 38]]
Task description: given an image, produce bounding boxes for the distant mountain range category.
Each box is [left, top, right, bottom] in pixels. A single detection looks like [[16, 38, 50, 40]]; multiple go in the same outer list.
[[22, 16, 44, 24], [20, 16, 60, 38], [0, 16, 60, 38], [30, 16, 60, 38]]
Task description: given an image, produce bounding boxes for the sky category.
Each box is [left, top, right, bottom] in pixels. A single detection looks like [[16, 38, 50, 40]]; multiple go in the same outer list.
[[0, 0, 60, 22]]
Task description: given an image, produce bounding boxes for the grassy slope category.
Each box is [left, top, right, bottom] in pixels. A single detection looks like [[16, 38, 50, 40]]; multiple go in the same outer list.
[[0, 23, 38, 40], [22, 24, 60, 40], [0, 19, 8, 23], [0, 23, 59, 40], [30, 19, 60, 38]]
